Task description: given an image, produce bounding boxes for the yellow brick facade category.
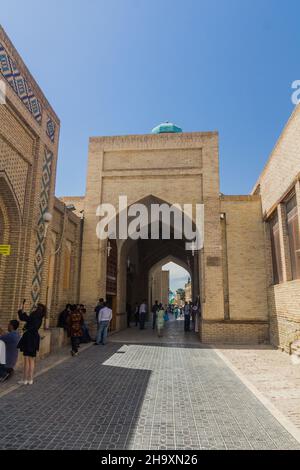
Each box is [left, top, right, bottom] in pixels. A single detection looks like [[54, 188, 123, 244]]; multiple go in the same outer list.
[[81, 132, 227, 334], [253, 105, 300, 351], [0, 26, 59, 325], [80, 132, 271, 343], [203, 195, 269, 344], [0, 26, 82, 356]]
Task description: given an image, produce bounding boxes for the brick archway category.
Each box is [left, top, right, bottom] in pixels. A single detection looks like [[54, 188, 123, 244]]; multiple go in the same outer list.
[[0, 173, 22, 322], [113, 195, 200, 327], [148, 254, 193, 308]]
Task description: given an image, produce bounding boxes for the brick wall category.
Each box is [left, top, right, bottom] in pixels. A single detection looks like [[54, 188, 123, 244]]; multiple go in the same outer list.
[[200, 195, 269, 344], [47, 197, 82, 327], [59, 196, 85, 218], [220, 196, 268, 322], [253, 105, 300, 350], [268, 281, 300, 351], [253, 105, 300, 216], [201, 321, 269, 344]]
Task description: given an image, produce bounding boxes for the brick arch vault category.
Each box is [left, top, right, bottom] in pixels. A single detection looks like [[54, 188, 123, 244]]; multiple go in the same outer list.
[[110, 195, 202, 331]]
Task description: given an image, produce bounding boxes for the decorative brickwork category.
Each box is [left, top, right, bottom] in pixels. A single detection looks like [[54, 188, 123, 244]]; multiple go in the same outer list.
[[31, 148, 53, 305], [46, 116, 56, 142], [0, 41, 42, 123]]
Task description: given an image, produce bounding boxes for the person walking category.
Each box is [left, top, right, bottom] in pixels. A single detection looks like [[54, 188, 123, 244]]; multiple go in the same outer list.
[[94, 298, 104, 342], [191, 301, 195, 328], [57, 304, 71, 329], [67, 304, 84, 356], [192, 300, 199, 332], [139, 300, 147, 330], [126, 302, 132, 328], [164, 307, 169, 322], [156, 303, 165, 337], [193, 299, 201, 333], [79, 304, 91, 343], [95, 301, 112, 345], [94, 298, 104, 322], [17, 301, 47, 385], [183, 301, 191, 332], [151, 300, 159, 330], [134, 303, 139, 327]]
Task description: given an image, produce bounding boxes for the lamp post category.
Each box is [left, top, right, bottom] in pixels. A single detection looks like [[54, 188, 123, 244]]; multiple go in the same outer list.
[[43, 212, 52, 238]]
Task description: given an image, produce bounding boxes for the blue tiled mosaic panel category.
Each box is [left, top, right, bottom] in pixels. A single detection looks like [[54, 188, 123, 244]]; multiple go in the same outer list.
[[31, 148, 53, 305], [46, 116, 56, 142], [0, 41, 42, 123]]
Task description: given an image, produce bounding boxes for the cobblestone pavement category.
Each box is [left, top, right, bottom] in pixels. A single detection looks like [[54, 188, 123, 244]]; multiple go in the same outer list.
[[0, 318, 299, 450], [0, 342, 92, 398]]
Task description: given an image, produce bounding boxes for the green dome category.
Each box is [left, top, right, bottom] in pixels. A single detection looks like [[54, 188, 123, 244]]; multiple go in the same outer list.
[[151, 122, 183, 134]]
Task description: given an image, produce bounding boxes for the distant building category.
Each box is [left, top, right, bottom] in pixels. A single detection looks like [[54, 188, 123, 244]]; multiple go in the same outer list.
[[150, 268, 169, 307]]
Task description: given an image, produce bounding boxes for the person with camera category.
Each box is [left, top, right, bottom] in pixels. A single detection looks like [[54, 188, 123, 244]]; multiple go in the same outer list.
[[17, 300, 47, 385]]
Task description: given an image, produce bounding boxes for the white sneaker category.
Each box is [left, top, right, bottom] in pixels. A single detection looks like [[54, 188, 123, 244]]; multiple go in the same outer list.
[[18, 380, 28, 385], [28, 380, 33, 385]]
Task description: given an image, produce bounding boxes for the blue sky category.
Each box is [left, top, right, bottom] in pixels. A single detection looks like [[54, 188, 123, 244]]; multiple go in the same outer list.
[[162, 262, 189, 293], [1, 0, 299, 196]]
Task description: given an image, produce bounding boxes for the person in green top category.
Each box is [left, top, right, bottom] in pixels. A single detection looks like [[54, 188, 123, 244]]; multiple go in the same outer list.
[[156, 303, 165, 337]]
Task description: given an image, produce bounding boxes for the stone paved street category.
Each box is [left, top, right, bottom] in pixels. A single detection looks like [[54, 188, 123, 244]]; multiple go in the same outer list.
[[0, 318, 299, 450], [216, 345, 300, 429]]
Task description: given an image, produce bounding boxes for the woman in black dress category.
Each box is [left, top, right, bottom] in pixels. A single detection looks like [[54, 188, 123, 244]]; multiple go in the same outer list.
[[17, 301, 47, 385]]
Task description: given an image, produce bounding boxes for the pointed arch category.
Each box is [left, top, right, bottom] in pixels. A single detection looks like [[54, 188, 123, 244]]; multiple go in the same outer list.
[[111, 195, 200, 319], [0, 172, 22, 321], [148, 254, 192, 309], [148, 254, 192, 280]]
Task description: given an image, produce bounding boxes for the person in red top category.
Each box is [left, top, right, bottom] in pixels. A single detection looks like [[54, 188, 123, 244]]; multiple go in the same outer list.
[[66, 304, 84, 356]]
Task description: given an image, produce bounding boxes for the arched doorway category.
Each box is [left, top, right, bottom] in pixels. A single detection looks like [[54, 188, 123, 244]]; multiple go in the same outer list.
[[0, 175, 22, 323], [148, 255, 193, 308], [112, 195, 202, 331]]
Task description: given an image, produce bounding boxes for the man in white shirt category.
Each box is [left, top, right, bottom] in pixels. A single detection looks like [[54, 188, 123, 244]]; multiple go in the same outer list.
[[183, 301, 191, 332], [95, 302, 112, 345]]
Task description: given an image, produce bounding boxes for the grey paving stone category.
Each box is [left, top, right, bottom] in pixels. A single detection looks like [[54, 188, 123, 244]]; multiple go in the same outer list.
[[0, 320, 299, 450]]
